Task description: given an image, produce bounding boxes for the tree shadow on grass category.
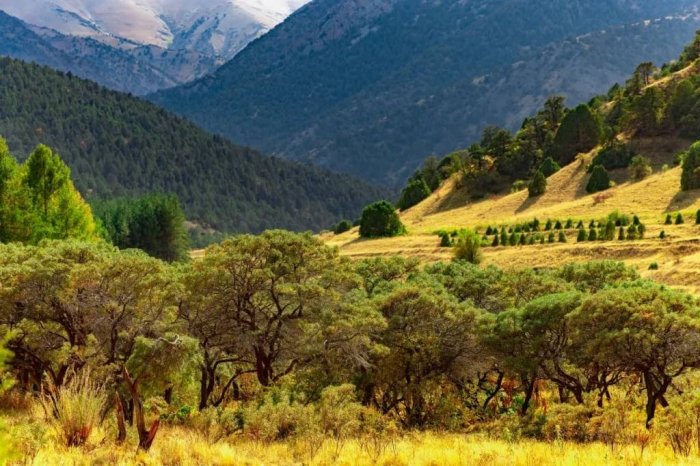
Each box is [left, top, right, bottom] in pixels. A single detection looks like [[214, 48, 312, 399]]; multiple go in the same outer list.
[[666, 189, 700, 213]]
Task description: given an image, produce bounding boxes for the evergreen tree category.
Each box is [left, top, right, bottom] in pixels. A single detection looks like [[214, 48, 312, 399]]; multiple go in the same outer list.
[[554, 220, 563, 230], [453, 230, 482, 264], [547, 232, 556, 243], [696, 209, 700, 225], [577, 228, 587, 242], [334, 220, 353, 234], [528, 170, 547, 197], [545, 219, 553, 231], [359, 201, 405, 238], [397, 178, 432, 211], [665, 214, 673, 225], [509, 232, 517, 246], [586, 165, 611, 193], [565, 219, 573, 229], [588, 228, 597, 241], [675, 213, 685, 225], [627, 224, 637, 240], [539, 157, 561, 177], [638, 223, 646, 239], [660, 230, 666, 239], [492, 234, 500, 247], [558, 231, 566, 243], [550, 104, 602, 165]]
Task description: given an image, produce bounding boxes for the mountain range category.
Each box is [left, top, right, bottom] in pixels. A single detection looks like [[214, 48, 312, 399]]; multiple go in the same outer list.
[[151, 0, 700, 185], [0, 0, 310, 94]]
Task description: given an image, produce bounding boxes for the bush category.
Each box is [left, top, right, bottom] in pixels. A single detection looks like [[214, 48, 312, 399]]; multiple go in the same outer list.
[[334, 219, 353, 235], [696, 209, 700, 225], [558, 232, 567, 243], [628, 155, 653, 181], [665, 214, 673, 225], [586, 165, 611, 193], [551, 104, 602, 165], [359, 201, 405, 238], [660, 230, 667, 239], [618, 227, 625, 240], [397, 178, 431, 211], [528, 171, 547, 197], [439, 233, 452, 247], [676, 213, 685, 225], [539, 157, 561, 177], [649, 262, 659, 270], [548, 232, 556, 243], [543, 404, 595, 442], [511, 179, 528, 193], [588, 228, 597, 241], [577, 229, 587, 242], [656, 392, 700, 457], [454, 230, 483, 264], [41, 371, 107, 447], [589, 142, 634, 172]]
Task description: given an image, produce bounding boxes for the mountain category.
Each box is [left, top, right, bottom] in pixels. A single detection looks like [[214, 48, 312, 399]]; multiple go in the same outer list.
[[0, 1, 310, 94], [151, 0, 700, 185], [0, 57, 388, 235]]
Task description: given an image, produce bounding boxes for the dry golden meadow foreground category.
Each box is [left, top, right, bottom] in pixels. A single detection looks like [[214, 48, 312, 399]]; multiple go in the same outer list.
[[325, 142, 700, 295]]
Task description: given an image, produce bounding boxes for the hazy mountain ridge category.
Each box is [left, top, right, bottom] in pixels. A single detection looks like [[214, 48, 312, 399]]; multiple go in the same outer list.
[[151, 0, 700, 185]]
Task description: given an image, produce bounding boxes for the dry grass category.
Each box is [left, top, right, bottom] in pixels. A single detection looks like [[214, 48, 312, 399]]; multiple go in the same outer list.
[[325, 141, 700, 294], [5, 408, 700, 466]]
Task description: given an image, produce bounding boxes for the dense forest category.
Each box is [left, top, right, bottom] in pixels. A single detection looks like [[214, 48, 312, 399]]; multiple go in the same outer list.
[[0, 57, 388, 235]]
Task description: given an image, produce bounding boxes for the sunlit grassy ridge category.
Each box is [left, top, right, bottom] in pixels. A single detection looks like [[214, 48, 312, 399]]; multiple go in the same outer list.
[[325, 139, 700, 294]]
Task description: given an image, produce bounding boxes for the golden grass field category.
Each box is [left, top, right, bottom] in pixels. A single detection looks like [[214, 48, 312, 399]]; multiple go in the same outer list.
[[323, 139, 700, 295], [5, 410, 700, 466]]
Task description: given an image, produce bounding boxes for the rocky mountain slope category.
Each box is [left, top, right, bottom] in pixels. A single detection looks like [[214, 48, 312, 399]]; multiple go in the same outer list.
[[152, 0, 700, 185], [0, 0, 309, 94]]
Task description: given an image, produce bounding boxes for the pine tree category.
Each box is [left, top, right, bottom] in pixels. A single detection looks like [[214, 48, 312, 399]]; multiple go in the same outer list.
[[577, 229, 587, 242], [528, 170, 547, 197], [509, 232, 517, 246], [676, 213, 685, 225], [627, 224, 637, 240], [551, 104, 602, 165], [554, 220, 563, 230], [681, 142, 700, 191], [660, 230, 667, 239], [558, 231, 566, 243], [665, 214, 673, 225], [618, 227, 625, 241], [588, 228, 597, 241], [492, 234, 500, 247], [545, 219, 553, 231], [696, 209, 700, 225], [586, 165, 612, 193]]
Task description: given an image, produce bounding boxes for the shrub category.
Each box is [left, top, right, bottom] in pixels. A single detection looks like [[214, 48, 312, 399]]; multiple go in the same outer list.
[[628, 155, 653, 181], [491, 235, 500, 247], [539, 157, 561, 177], [648, 262, 659, 270], [512, 179, 528, 193], [565, 219, 573, 229], [454, 230, 483, 264], [656, 392, 700, 457], [545, 220, 553, 231], [589, 142, 634, 172], [618, 227, 625, 240], [665, 214, 673, 225], [697, 209, 700, 225], [638, 224, 646, 238], [626, 224, 637, 240], [676, 213, 685, 225], [558, 232, 566, 243], [660, 230, 667, 239], [548, 232, 556, 243], [359, 201, 405, 238], [554, 220, 563, 230], [586, 165, 612, 193], [528, 171, 547, 197], [397, 178, 431, 211], [681, 142, 700, 191], [439, 233, 452, 247], [576, 220, 584, 229], [334, 220, 353, 235], [41, 371, 107, 447], [543, 404, 595, 442], [588, 228, 597, 241], [577, 229, 587, 242]]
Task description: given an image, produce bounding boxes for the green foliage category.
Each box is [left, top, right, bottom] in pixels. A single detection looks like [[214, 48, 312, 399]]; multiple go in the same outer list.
[[665, 214, 673, 225], [453, 230, 483, 264], [539, 157, 561, 177], [558, 231, 566, 243], [681, 141, 700, 191], [589, 142, 635, 172], [577, 228, 586, 242], [660, 230, 667, 239], [586, 165, 611, 194], [0, 139, 97, 244], [626, 155, 652, 181], [676, 213, 685, 225], [93, 194, 190, 262], [528, 171, 547, 198], [648, 262, 659, 270], [551, 104, 602, 165], [334, 220, 353, 235], [359, 201, 405, 238], [397, 178, 431, 211], [0, 58, 386, 235], [696, 209, 700, 225]]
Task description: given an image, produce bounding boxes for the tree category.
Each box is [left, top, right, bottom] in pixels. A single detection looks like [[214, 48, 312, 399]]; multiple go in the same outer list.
[[627, 155, 652, 181], [334, 219, 353, 234], [95, 194, 190, 262], [570, 284, 700, 427], [359, 201, 405, 238], [24, 145, 69, 218], [676, 213, 685, 225], [587, 165, 611, 193], [397, 178, 431, 211], [550, 104, 602, 165], [368, 286, 481, 427], [577, 229, 587, 242], [453, 230, 483, 264], [539, 157, 561, 177], [681, 142, 700, 191], [528, 171, 547, 197], [179, 231, 371, 391]]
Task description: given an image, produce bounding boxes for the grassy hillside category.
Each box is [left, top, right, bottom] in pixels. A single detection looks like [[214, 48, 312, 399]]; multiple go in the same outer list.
[[0, 57, 388, 235]]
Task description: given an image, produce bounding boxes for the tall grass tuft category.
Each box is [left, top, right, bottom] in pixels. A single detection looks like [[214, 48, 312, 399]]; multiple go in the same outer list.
[[41, 371, 107, 447]]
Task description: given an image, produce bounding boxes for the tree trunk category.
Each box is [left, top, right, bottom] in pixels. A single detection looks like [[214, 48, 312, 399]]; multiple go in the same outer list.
[[521, 375, 537, 415], [123, 368, 160, 451], [115, 393, 127, 444], [483, 371, 504, 410]]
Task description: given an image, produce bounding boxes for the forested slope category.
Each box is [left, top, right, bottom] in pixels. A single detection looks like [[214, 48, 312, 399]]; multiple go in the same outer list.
[[0, 58, 388, 233]]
